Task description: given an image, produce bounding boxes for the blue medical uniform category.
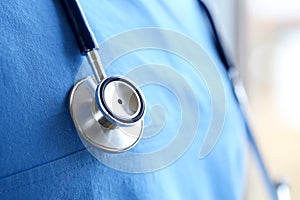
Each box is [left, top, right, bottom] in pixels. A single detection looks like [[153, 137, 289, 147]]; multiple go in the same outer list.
[[0, 0, 247, 199]]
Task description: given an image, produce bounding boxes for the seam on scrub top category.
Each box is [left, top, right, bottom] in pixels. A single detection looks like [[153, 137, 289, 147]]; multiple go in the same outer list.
[[0, 150, 98, 194], [0, 147, 87, 180]]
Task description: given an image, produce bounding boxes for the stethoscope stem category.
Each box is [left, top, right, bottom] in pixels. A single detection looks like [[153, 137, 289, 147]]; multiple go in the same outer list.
[[87, 50, 106, 83], [63, 0, 106, 83]]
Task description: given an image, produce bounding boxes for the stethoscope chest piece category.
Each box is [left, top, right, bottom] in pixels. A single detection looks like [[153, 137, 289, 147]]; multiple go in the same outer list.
[[64, 0, 146, 153], [69, 75, 145, 152]]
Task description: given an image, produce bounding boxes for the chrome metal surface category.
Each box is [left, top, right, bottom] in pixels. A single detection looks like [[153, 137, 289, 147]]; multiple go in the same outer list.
[[103, 80, 141, 119], [276, 182, 291, 200], [95, 76, 145, 127], [87, 49, 106, 83], [69, 76, 144, 152]]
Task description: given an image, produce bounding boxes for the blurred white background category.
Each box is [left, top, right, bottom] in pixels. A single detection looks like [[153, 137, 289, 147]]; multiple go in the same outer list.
[[206, 0, 300, 199], [240, 0, 300, 199]]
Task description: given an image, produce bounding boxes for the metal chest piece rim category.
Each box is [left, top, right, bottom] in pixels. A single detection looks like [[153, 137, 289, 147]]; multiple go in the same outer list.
[[69, 75, 145, 153]]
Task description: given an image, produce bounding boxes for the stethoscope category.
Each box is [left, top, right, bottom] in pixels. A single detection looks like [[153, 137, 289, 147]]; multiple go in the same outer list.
[[64, 0, 146, 152], [63, 0, 289, 199]]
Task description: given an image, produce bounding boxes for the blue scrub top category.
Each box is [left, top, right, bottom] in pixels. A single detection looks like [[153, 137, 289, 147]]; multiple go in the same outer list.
[[0, 0, 247, 199]]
